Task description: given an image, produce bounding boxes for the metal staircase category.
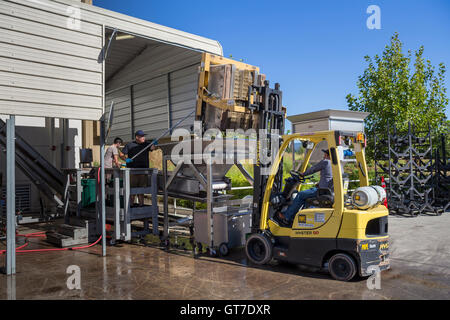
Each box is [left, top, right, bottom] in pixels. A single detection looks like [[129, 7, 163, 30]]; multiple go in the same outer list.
[[0, 119, 65, 213]]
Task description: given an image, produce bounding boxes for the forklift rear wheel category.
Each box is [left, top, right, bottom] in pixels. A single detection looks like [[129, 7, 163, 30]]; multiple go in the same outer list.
[[328, 253, 357, 281], [245, 233, 273, 265]]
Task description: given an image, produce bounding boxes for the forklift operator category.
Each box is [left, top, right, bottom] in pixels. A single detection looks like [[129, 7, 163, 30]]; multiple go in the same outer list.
[[276, 149, 333, 224]]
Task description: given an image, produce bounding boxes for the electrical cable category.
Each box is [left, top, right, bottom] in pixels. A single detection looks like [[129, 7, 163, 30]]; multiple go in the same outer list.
[[0, 233, 102, 255], [0, 239, 29, 254], [14, 235, 102, 253], [16, 231, 46, 238]]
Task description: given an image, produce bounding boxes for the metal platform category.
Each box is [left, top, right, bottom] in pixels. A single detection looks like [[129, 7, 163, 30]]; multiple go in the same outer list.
[[61, 168, 159, 242]]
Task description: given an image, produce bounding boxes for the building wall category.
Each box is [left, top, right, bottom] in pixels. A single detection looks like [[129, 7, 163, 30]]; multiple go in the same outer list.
[[0, 0, 222, 121], [0, 0, 104, 120]]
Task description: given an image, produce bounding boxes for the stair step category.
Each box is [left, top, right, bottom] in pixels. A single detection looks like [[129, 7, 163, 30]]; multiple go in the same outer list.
[[56, 224, 87, 239], [69, 217, 98, 242], [45, 231, 88, 248]]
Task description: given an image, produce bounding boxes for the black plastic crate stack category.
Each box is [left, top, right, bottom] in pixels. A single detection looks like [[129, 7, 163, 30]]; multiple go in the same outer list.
[[374, 122, 438, 216], [434, 134, 450, 212]]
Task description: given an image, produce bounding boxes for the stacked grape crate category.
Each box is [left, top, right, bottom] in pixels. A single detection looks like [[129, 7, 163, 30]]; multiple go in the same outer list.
[[434, 134, 450, 212], [374, 122, 439, 216]]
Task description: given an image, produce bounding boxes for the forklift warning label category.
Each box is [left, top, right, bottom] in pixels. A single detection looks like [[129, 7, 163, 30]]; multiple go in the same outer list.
[[298, 223, 314, 228], [314, 213, 325, 223]]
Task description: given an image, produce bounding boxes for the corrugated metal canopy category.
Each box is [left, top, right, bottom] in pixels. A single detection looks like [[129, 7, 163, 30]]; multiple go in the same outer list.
[[104, 30, 202, 143], [104, 29, 158, 83], [55, 0, 223, 56]]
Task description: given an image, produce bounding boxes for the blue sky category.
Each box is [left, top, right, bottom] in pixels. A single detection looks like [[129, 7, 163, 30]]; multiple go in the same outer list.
[[94, 0, 450, 129]]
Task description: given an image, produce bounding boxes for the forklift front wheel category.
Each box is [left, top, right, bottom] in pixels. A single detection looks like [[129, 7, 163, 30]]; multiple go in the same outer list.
[[245, 233, 273, 265], [219, 243, 229, 256], [328, 253, 357, 281]]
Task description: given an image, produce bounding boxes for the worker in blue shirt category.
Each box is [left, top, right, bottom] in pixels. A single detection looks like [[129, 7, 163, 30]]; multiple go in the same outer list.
[[120, 130, 156, 207]]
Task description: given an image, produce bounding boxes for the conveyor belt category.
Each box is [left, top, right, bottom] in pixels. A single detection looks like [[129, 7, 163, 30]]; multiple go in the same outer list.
[[0, 119, 64, 207]]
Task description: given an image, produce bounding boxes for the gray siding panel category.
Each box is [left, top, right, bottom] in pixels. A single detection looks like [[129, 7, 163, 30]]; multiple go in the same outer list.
[[169, 65, 198, 129], [1, 0, 102, 36], [1, 28, 101, 59], [0, 71, 102, 96], [0, 57, 102, 84], [0, 101, 101, 120], [0, 43, 101, 72], [0, 86, 102, 108], [105, 87, 131, 142], [106, 45, 200, 91], [0, 13, 102, 48], [134, 106, 167, 119], [0, 0, 103, 119]]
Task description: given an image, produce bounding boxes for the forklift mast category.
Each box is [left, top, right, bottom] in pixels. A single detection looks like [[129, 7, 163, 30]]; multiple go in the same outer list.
[[250, 81, 285, 233], [194, 53, 285, 233]]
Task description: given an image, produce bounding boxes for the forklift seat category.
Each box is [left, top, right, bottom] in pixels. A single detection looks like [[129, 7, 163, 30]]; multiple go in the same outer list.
[[305, 188, 334, 208]]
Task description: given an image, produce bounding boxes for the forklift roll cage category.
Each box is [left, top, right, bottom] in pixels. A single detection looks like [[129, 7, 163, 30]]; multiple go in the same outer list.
[[245, 129, 389, 281], [259, 130, 370, 231]]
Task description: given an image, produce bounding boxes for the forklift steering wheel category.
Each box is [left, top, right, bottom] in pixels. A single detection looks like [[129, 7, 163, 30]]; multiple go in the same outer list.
[[290, 170, 305, 182]]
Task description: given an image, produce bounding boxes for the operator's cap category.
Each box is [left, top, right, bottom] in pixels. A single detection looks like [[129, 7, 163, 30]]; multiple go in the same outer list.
[[135, 130, 146, 137], [321, 149, 330, 155]]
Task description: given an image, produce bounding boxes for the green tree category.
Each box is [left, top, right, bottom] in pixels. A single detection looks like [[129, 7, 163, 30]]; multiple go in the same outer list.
[[346, 32, 449, 157]]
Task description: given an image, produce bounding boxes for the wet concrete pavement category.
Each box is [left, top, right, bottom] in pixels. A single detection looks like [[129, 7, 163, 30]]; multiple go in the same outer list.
[[1, 213, 450, 299]]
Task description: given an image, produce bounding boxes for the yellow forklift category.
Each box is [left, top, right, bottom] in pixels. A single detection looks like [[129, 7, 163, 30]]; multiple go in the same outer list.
[[192, 53, 388, 281], [245, 130, 390, 281]]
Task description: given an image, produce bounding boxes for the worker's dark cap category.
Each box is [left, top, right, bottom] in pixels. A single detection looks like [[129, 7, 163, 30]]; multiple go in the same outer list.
[[322, 149, 330, 155], [135, 130, 146, 137]]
